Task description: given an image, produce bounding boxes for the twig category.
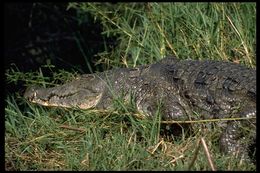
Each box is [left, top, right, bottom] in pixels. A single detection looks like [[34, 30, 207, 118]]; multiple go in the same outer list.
[[188, 137, 216, 171], [201, 137, 216, 171]]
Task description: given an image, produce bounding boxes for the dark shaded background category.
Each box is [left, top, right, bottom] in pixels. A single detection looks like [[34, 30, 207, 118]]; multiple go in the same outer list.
[[5, 2, 117, 94]]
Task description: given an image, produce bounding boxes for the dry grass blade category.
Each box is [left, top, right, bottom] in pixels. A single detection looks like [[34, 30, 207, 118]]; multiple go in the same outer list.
[[188, 138, 201, 170], [161, 117, 255, 124], [225, 15, 252, 66], [59, 125, 86, 133]]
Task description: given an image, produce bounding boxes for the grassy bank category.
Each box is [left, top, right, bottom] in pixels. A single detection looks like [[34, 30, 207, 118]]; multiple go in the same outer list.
[[5, 2, 256, 170]]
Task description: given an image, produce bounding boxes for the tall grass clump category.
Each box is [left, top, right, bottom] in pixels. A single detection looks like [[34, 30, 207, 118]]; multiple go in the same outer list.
[[68, 2, 255, 68]]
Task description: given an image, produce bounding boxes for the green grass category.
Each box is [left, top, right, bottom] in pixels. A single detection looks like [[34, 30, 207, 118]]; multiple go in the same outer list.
[[5, 2, 256, 171], [67, 2, 256, 68], [5, 94, 256, 170]]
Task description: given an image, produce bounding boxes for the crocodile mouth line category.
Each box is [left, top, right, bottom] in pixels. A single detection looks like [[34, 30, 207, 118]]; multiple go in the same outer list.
[[28, 91, 78, 103], [28, 91, 103, 109]]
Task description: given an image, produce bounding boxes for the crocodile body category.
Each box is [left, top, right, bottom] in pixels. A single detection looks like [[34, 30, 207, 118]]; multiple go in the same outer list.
[[24, 56, 256, 161]]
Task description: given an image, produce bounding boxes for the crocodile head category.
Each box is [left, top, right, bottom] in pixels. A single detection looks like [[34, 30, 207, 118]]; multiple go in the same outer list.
[[24, 74, 106, 109]]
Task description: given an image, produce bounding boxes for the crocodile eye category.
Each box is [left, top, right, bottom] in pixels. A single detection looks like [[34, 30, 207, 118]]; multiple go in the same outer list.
[[89, 75, 95, 80], [82, 74, 95, 80]]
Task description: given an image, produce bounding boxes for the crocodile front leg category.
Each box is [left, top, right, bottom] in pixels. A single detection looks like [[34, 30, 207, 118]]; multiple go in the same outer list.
[[219, 107, 256, 162]]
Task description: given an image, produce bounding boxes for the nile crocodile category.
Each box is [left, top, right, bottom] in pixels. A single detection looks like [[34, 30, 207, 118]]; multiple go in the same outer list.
[[24, 56, 256, 161]]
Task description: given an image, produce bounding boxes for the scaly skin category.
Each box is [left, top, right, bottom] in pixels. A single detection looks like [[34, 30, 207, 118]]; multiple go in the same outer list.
[[24, 56, 256, 162]]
